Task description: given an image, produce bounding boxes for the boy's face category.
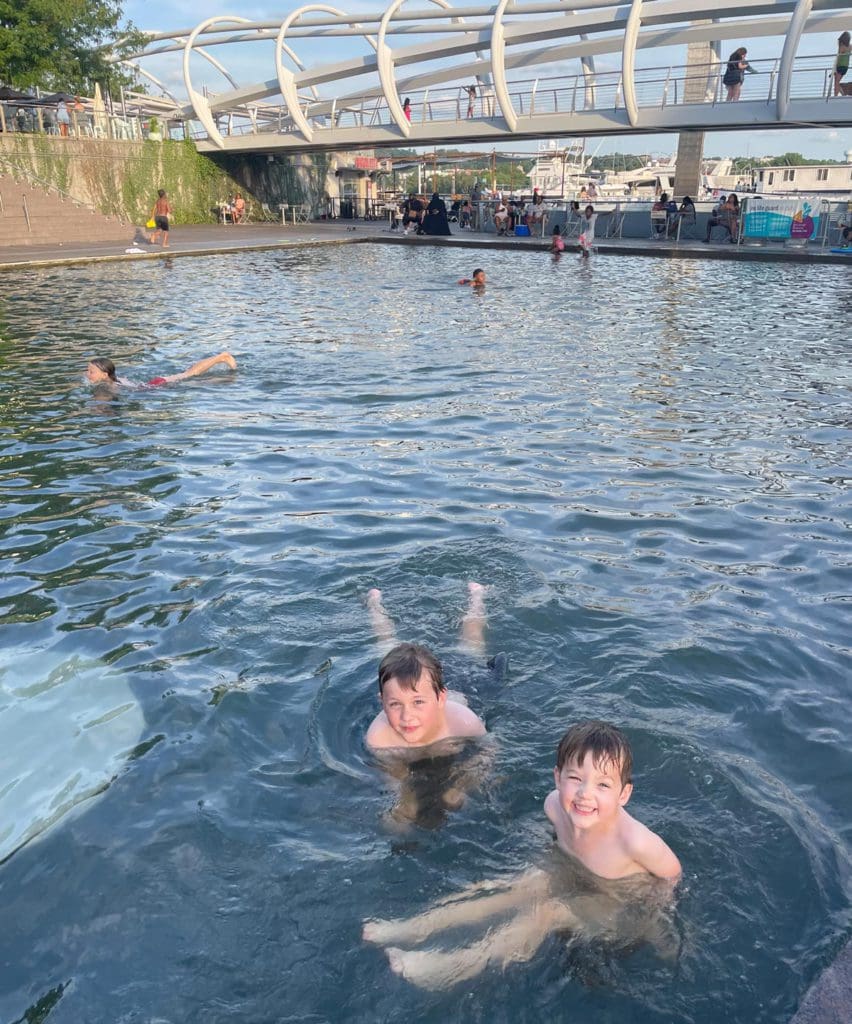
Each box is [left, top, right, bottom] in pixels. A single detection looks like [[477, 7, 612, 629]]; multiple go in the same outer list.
[[554, 752, 632, 829], [473, 271, 486, 285], [380, 671, 447, 746]]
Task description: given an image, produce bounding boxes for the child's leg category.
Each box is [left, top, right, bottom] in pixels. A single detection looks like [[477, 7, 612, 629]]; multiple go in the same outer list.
[[366, 588, 397, 650], [459, 581, 486, 655], [363, 869, 548, 946], [385, 898, 578, 989]]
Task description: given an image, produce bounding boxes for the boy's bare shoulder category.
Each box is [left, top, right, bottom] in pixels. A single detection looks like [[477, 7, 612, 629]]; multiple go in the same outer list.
[[365, 711, 396, 749], [444, 698, 486, 737], [543, 788, 560, 824], [622, 812, 682, 880]]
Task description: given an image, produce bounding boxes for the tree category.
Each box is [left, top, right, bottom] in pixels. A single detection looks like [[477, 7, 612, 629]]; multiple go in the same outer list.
[[0, 0, 148, 94]]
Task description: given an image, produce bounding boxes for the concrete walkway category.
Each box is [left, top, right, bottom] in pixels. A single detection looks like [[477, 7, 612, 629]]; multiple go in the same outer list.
[[0, 220, 849, 272]]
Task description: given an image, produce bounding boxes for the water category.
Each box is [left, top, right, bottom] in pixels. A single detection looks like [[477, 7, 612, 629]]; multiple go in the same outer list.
[[0, 245, 849, 1023]]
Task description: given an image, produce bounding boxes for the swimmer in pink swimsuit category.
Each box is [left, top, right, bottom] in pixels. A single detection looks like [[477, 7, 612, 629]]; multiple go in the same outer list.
[[85, 352, 237, 389]]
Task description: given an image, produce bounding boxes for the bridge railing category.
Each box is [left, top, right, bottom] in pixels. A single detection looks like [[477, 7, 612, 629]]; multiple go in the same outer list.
[[195, 51, 843, 141], [304, 52, 841, 133]]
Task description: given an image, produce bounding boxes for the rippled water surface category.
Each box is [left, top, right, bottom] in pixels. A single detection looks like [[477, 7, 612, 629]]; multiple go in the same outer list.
[[0, 245, 849, 1023]]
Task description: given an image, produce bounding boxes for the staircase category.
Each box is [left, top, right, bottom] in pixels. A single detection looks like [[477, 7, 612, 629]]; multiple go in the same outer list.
[[0, 173, 131, 247]]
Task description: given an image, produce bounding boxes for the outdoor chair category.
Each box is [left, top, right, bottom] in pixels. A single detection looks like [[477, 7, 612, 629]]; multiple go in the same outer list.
[[602, 203, 625, 239], [826, 216, 848, 247], [563, 209, 583, 238], [293, 202, 312, 224], [674, 210, 697, 241], [259, 202, 280, 223], [650, 209, 667, 239]]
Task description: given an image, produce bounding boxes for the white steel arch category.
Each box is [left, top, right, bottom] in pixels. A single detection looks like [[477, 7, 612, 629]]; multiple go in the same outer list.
[[119, 0, 852, 152]]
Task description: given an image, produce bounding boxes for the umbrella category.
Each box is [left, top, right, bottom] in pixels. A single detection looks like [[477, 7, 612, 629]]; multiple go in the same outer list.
[[0, 86, 33, 101], [92, 82, 107, 134]]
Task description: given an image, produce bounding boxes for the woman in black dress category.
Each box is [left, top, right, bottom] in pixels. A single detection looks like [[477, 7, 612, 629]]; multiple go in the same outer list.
[[421, 192, 452, 236]]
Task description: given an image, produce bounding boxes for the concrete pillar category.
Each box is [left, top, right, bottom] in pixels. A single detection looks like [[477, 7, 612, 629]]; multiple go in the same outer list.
[[673, 130, 705, 200], [673, 34, 718, 200]]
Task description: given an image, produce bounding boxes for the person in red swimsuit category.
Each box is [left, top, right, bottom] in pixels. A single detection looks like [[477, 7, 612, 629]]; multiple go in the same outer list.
[[85, 351, 237, 388]]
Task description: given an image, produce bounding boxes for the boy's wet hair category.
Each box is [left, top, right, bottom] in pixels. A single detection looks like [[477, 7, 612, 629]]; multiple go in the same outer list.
[[90, 357, 117, 381], [378, 642, 444, 697], [555, 721, 633, 786]]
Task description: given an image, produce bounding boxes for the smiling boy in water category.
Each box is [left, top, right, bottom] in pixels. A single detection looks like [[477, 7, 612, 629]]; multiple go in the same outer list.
[[545, 720, 681, 880], [366, 641, 486, 750], [363, 721, 681, 988]]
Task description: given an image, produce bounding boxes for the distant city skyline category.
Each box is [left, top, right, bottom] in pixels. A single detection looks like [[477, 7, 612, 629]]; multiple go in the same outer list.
[[123, 0, 852, 161]]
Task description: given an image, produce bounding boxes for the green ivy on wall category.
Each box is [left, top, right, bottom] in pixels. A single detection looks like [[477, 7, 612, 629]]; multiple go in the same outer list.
[[0, 136, 251, 225]]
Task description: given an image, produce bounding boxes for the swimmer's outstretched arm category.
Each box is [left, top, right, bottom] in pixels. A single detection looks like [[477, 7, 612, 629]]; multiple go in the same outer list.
[[165, 351, 237, 383], [366, 588, 397, 651], [459, 581, 486, 656]]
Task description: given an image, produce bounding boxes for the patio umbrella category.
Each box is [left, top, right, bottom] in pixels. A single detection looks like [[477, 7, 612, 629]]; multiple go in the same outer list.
[[0, 86, 33, 101], [92, 82, 108, 134]]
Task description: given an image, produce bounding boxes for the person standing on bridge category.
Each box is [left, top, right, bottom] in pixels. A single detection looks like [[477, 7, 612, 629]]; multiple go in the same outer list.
[[834, 32, 851, 96], [403, 97, 412, 122], [466, 84, 477, 118], [723, 47, 755, 102]]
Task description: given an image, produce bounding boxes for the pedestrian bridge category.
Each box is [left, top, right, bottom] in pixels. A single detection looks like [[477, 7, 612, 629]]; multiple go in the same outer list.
[[124, 0, 852, 153]]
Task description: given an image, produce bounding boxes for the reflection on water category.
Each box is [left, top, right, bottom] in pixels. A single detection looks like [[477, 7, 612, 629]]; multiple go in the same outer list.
[[0, 246, 849, 1023]]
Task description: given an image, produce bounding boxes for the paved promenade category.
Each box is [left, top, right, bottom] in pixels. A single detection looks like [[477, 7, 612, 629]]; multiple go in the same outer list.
[[1, 221, 848, 271]]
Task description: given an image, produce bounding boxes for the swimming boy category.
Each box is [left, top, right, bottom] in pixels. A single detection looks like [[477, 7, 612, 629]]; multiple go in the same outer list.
[[365, 585, 488, 751], [85, 351, 237, 389], [457, 268, 485, 287], [363, 721, 681, 988], [365, 586, 490, 826]]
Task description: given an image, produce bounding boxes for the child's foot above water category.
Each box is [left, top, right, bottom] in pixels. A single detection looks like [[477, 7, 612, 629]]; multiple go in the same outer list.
[[466, 580, 486, 617]]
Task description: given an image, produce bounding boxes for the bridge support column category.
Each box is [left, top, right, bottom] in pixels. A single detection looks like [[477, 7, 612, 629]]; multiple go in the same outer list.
[[673, 131, 704, 201], [673, 33, 718, 200]]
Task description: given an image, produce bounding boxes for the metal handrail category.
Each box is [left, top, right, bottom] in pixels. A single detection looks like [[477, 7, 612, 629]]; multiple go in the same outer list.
[[185, 50, 848, 141]]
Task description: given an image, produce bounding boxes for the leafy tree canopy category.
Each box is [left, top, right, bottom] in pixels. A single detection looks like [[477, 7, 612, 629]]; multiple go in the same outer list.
[[0, 0, 148, 95]]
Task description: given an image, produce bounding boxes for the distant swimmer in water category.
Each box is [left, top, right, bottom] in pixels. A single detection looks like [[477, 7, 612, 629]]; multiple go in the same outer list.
[[85, 351, 237, 389], [458, 268, 486, 287]]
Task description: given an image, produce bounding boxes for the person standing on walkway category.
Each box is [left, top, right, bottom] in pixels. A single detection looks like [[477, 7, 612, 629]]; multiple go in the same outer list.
[[403, 97, 412, 122], [56, 100, 70, 136], [578, 205, 597, 258], [723, 47, 755, 101], [466, 85, 477, 118], [148, 189, 172, 248], [834, 32, 851, 96]]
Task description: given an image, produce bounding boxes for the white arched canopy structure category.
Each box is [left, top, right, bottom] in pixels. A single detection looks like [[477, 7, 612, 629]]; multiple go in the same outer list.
[[119, 0, 852, 152]]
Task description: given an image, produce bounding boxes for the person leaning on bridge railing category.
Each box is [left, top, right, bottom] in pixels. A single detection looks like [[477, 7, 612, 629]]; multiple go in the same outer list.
[[723, 47, 757, 102], [834, 32, 851, 97]]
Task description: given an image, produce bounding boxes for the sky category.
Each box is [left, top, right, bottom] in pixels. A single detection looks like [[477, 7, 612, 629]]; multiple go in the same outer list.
[[122, 0, 852, 161]]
